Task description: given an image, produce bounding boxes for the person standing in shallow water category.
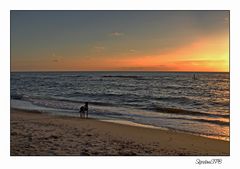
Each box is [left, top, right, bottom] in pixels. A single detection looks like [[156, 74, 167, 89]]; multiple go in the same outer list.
[[79, 102, 88, 118], [85, 102, 88, 118]]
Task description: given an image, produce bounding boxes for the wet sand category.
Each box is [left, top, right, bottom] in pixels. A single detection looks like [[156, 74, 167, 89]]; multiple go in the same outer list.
[[10, 109, 229, 156]]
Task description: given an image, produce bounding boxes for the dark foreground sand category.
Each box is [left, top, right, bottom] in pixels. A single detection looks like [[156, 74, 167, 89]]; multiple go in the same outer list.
[[10, 109, 229, 156]]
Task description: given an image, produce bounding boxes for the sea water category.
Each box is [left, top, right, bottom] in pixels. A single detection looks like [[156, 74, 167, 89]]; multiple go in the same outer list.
[[11, 72, 230, 141]]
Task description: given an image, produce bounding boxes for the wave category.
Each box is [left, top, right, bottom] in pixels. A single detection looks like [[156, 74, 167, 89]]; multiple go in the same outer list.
[[155, 96, 206, 107], [102, 75, 145, 80], [210, 100, 230, 107], [165, 126, 229, 140], [155, 96, 194, 103], [163, 85, 195, 90], [11, 94, 23, 100], [67, 92, 139, 102], [145, 106, 229, 118], [19, 96, 118, 109], [11, 95, 229, 119], [168, 117, 229, 126], [61, 99, 115, 107]]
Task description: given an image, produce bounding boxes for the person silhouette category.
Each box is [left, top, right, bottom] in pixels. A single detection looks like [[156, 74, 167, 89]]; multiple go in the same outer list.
[[79, 102, 89, 118], [79, 106, 84, 118], [84, 102, 88, 118]]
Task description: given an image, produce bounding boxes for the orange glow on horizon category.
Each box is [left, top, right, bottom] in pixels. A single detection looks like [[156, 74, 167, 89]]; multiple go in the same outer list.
[[11, 34, 229, 72], [68, 34, 229, 72]]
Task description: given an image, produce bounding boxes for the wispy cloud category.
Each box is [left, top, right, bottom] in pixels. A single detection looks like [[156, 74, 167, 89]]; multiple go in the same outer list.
[[94, 46, 105, 52], [224, 16, 229, 24], [51, 52, 61, 63], [118, 65, 176, 71], [110, 32, 124, 37], [129, 49, 137, 53], [175, 59, 227, 65], [94, 46, 105, 50]]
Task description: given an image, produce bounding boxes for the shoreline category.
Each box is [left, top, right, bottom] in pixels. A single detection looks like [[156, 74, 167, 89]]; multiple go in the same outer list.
[[11, 106, 229, 141], [11, 108, 230, 156]]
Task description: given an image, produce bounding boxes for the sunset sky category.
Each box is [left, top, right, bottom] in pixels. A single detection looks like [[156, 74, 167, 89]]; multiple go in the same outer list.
[[11, 11, 229, 72]]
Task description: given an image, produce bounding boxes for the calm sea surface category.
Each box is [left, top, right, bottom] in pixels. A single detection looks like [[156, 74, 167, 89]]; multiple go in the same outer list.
[[11, 72, 230, 141]]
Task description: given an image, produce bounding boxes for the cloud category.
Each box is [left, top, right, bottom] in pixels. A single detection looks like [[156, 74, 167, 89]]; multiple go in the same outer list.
[[118, 65, 177, 71], [172, 59, 229, 71], [51, 52, 61, 63], [94, 46, 105, 52], [224, 16, 229, 24], [129, 49, 137, 53], [94, 46, 105, 50], [174, 59, 227, 65], [110, 32, 124, 37]]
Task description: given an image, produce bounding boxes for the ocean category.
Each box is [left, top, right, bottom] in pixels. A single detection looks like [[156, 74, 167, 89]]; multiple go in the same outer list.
[[10, 72, 230, 141]]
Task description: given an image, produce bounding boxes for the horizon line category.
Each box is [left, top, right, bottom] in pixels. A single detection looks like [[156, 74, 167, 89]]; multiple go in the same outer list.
[[10, 70, 230, 73]]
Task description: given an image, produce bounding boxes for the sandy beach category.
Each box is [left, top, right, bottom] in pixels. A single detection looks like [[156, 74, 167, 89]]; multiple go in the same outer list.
[[10, 109, 229, 156]]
